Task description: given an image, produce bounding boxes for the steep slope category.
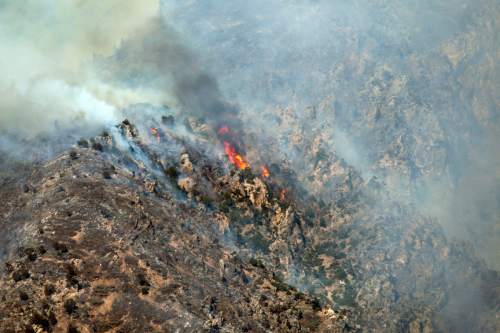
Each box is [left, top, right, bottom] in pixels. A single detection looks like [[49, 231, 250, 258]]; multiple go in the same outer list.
[[0, 113, 498, 332], [0, 146, 344, 332]]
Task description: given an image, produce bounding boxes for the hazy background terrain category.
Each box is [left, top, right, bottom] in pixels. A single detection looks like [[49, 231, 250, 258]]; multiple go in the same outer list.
[[162, 0, 500, 269]]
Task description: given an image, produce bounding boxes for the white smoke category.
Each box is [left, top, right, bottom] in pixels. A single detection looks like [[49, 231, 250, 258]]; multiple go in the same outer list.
[[0, 0, 159, 137]]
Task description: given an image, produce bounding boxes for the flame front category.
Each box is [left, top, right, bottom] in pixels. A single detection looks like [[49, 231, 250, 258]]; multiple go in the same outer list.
[[261, 166, 270, 178], [223, 141, 249, 170]]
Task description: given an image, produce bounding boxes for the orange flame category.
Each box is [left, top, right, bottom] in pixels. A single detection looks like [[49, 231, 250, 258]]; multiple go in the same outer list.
[[219, 125, 250, 170], [150, 127, 161, 144], [261, 165, 270, 178], [223, 141, 249, 170]]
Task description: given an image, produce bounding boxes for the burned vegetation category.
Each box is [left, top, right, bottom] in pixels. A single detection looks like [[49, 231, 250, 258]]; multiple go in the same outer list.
[[0, 112, 349, 332], [0, 110, 498, 332]]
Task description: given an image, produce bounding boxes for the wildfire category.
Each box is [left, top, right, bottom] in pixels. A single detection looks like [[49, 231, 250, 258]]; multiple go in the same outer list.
[[150, 127, 161, 144], [218, 125, 250, 170], [223, 141, 249, 170], [261, 165, 270, 178]]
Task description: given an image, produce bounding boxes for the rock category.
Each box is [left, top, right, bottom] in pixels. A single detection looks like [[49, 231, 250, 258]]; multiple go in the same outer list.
[[178, 176, 195, 194], [180, 153, 193, 173]]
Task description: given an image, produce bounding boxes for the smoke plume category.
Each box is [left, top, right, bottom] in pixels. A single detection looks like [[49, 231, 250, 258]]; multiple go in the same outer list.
[[102, 17, 239, 126], [0, 0, 158, 137]]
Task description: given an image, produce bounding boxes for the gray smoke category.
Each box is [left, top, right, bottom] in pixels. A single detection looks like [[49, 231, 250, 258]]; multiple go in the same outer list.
[[0, 0, 160, 137], [163, 0, 500, 269], [0, 0, 240, 162], [102, 17, 239, 125]]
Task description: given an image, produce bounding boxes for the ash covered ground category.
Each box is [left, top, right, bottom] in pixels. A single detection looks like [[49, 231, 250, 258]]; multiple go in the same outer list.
[[0, 1, 499, 332]]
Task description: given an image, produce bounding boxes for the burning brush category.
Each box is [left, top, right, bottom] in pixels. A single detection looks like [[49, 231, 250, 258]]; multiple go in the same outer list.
[[217, 125, 272, 179], [261, 165, 270, 178], [223, 141, 249, 170], [217, 125, 249, 170]]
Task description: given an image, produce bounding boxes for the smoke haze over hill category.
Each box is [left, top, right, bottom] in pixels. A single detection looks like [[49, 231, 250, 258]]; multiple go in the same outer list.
[[0, 1, 498, 332]]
